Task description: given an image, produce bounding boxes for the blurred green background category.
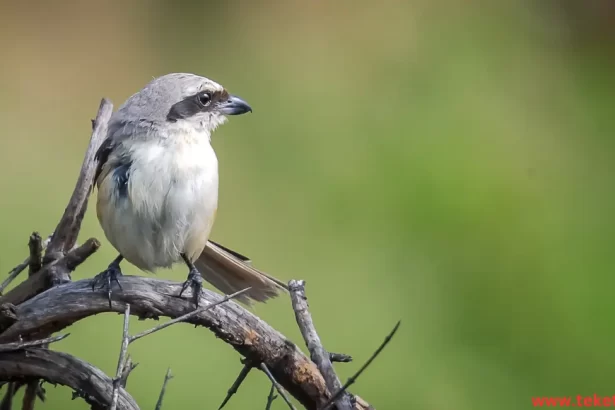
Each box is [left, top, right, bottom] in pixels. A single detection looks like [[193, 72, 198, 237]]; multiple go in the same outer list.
[[1, 1, 615, 409]]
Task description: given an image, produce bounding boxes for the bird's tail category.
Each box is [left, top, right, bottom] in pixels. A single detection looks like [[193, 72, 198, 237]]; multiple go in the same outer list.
[[194, 240, 288, 304]]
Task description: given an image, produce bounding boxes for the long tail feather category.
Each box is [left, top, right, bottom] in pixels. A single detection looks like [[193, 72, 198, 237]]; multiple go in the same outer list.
[[194, 241, 287, 304]]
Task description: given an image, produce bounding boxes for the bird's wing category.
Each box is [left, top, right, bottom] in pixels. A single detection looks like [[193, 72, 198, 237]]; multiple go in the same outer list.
[[194, 240, 288, 304], [94, 136, 115, 185]]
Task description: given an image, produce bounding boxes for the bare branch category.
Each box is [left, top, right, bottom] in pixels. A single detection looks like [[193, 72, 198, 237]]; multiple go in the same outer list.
[[0, 238, 100, 306], [62, 239, 101, 272], [110, 305, 131, 410], [218, 362, 252, 410], [21, 233, 51, 410], [27, 233, 43, 276], [154, 368, 173, 410], [45, 98, 113, 260], [265, 383, 277, 410], [119, 356, 137, 389], [21, 381, 37, 410], [0, 382, 15, 410], [289, 280, 352, 410], [0, 349, 138, 410], [259, 363, 296, 410], [0, 277, 372, 409], [0, 334, 69, 353], [0, 235, 51, 296], [321, 321, 401, 410]]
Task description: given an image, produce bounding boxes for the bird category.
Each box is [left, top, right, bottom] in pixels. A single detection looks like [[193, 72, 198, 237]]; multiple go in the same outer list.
[[91, 73, 287, 306]]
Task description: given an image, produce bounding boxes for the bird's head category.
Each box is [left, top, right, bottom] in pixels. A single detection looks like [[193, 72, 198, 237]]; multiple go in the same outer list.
[[116, 73, 252, 135]]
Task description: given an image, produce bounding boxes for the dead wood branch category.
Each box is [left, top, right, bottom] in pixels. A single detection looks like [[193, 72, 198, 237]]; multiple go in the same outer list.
[[0, 349, 138, 410], [218, 362, 252, 409], [0, 277, 372, 409], [0, 235, 51, 296], [321, 321, 401, 410], [45, 98, 112, 261], [289, 280, 352, 410], [154, 369, 173, 410], [0, 238, 100, 306]]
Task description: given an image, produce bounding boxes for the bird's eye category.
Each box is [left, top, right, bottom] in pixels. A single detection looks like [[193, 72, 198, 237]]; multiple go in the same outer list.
[[197, 92, 211, 106]]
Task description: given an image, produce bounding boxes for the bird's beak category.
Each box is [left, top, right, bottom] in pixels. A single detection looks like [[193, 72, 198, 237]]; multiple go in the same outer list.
[[217, 95, 252, 115]]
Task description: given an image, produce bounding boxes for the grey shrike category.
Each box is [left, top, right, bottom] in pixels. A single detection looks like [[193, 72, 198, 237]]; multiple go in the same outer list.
[[91, 73, 286, 305]]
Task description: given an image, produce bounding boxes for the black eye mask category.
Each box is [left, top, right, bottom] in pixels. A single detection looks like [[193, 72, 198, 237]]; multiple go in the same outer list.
[[166, 90, 230, 122]]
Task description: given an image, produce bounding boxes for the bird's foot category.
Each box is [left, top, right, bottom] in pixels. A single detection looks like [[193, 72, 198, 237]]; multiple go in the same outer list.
[[179, 269, 203, 307], [91, 264, 123, 308]]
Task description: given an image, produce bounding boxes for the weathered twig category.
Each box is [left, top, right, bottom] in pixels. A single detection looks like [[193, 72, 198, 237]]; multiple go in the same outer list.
[[110, 289, 250, 410], [0, 334, 68, 353], [119, 356, 137, 389], [218, 362, 252, 410], [289, 279, 352, 410], [0, 277, 372, 409], [0, 349, 138, 410], [28, 233, 43, 276], [154, 368, 173, 410], [45, 98, 113, 261], [22, 381, 37, 410], [0, 382, 15, 410], [259, 363, 296, 410], [23, 234, 47, 410], [321, 321, 401, 410], [0, 238, 100, 306], [265, 383, 277, 410], [23, 233, 48, 410], [110, 305, 131, 410], [0, 235, 52, 296]]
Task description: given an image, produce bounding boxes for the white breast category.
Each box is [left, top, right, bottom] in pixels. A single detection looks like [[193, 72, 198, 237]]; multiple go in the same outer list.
[[97, 130, 219, 271]]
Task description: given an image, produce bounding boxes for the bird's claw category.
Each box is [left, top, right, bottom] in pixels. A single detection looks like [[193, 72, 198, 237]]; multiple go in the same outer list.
[[179, 269, 203, 307], [91, 265, 123, 308]]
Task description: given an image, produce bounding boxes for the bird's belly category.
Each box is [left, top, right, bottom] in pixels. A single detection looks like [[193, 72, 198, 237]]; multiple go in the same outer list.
[[97, 141, 218, 271]]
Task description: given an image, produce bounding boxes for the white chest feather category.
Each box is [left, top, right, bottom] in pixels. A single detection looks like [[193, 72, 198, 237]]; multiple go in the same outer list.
[[97, 131, 219, 271]]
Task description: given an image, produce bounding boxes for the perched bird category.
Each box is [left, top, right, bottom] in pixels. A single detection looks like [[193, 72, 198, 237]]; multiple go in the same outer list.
[[92, 73, 287, 305]]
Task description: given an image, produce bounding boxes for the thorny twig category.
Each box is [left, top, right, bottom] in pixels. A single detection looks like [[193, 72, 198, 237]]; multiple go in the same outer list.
[[0, 334, 69, 353], [22, 381, 38, 410], [321, 321, 401, 410], [154, 368, 173, 410], [289, 279, 352, 410], [265, 383, 277, 410], [108, 288, 251, 409], [218, 362, 252, 410], [259, 363, 296, 410], [0, 382, 15, 410], [0, 238, 100, 306], [0, 234, 51, 295], [110, 305, 131, 410], [28, 233, 43, 276], [119, 356, 138, 389], [23, 232, 48, 410]]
